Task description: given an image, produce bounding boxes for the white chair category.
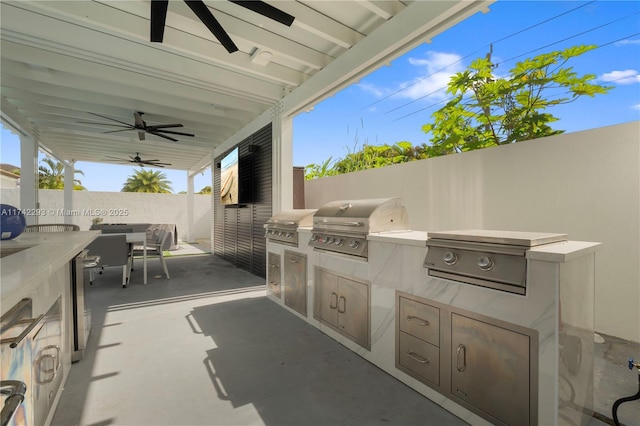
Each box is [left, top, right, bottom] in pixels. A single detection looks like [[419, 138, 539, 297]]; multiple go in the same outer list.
[[84, 234, 131, 288], [130, 229, 170, 279]]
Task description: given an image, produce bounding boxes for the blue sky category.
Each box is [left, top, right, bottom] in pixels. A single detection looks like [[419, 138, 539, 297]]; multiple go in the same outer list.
[[1, 0, 639, 192], [293, 0, 640, 167]]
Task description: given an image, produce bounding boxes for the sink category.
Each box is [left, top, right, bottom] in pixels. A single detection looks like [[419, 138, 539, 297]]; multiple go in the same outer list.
[[0, 246, 33, 258]]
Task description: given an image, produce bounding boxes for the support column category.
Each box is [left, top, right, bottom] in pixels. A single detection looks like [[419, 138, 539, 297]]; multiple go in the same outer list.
[[271, 101, 293, 213], [19, 134, 38, 225], [187, 171, 194, 242], [64, 162, 74, 224]]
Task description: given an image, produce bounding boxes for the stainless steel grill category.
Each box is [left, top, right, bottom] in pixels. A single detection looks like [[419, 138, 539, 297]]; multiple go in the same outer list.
[[309, 198, 409, 259], [423, 230, 568, 294], [265, 209, 317, 247]]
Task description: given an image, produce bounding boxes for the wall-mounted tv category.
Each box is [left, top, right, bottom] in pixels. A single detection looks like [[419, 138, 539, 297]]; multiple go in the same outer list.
[[220, 146, 254, 205], [220, 147, 239, 205]]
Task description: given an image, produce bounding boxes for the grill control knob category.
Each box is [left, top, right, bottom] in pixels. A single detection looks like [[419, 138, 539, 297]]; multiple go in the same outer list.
[[349, 240, 360, 249], [443, 251, 458, 265], [286, 233, 293, 238], [326, 237, 334, 244], [335, 239, 344, 246], [477, 256, 494, 271]]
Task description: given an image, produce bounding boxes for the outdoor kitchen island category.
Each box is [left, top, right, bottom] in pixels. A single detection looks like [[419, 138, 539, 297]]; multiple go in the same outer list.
[[1, 230, 99, 426], [266, 228, 601, 426]]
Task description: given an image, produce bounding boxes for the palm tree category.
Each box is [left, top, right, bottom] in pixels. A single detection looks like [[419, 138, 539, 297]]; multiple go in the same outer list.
[[121, 169, 173, 193], [38, 158, 86, 190]]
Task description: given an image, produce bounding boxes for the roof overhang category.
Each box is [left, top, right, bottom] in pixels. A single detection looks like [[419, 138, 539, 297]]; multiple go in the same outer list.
[[1, 0, 493, 173]]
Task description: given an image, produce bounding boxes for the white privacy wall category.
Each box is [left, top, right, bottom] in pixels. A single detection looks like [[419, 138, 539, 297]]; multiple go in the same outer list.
[[304, 121, 640, 343], [0, 190, 212, 241]]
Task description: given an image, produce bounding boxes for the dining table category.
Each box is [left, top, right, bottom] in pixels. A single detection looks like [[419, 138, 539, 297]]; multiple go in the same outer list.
[[109, 232, 147, 285]]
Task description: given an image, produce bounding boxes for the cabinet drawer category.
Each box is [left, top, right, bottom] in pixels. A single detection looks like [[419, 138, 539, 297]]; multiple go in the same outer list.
[[399, 297, 439, 345], [399, 332, 440, 386]]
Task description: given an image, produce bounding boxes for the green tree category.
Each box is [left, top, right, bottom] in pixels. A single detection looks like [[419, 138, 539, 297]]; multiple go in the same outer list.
[[38, 158, 86, 190], [305, 157, 337, 180], [198, 186, 212, 194], [422, 45, 612, 156], [121, 169, 173, 193]]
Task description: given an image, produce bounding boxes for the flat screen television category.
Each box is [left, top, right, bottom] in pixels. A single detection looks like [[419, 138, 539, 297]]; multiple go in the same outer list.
[[220, 147, 254, 205], [220, 147, 239, 205]]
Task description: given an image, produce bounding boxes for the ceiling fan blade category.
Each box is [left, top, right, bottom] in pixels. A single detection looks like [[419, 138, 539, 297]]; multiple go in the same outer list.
[[153, 129, 195, 137], [150, 0, 169, 42], [229, 0, 294, 26], [103, 128, 136, 134], [87, 112, 133, 127], [148, 131, 178, 142], [138, 130, 146, 141], [77, 121, 132, 128], [185, 0, 238, 53], [146, 123, 184, 130]]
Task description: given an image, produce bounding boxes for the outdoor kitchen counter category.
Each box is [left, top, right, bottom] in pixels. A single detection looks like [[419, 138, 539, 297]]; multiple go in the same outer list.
[[367, 230, 428, 246], [1, 230, 99, 310]]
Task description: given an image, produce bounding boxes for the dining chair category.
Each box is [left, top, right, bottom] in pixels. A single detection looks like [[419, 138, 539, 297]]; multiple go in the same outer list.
[[84, 234, 131, 288], [130, 230, 170, 279]]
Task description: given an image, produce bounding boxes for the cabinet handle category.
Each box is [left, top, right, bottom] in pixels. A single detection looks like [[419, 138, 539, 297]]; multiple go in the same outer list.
[[337, 296, 346, 313], [330, 292, 338, 309], [456, 344, 466, 372], [406, 315, 429, 326], [37, 345, 61, 384], [407, 351, 430, 364], [288, 258, 299, 263]]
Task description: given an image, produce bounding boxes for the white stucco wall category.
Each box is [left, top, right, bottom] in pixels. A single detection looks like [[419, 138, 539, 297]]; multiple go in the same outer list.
[[304, 121, 640, 343], [0, 190, 212, 241]]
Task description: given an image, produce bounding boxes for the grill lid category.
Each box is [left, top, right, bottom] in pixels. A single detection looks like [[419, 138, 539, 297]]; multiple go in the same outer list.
[[312, 197, 409, 233], [266, 209, 317, 228], [427, 230, 568, 248]]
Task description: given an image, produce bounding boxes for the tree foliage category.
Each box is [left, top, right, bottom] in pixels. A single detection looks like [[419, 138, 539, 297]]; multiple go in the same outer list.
[[38, 158, 86, 190], [422, 45, 612, 155], [198, 186, 212, 194], [304, 142, 428, 179], [121, 169, 173, 193]]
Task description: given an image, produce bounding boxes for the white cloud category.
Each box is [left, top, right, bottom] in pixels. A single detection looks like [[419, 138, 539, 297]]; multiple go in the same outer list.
[[614, 39, 640, 46], [632, 104, 640, 110], [400, 51, 465, 100], [358, 82, 387, 98], [357, 51, 465, 102], [599, 69, 640, 85]]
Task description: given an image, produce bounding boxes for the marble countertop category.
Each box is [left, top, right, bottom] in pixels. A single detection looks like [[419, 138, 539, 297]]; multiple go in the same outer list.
[[526, 240, 602, 262], [367, 230, 428, 246], [1, 231, 100, 298]]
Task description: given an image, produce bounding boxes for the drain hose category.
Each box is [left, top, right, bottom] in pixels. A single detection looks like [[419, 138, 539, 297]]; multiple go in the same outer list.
[[612, 359, 640, 426]]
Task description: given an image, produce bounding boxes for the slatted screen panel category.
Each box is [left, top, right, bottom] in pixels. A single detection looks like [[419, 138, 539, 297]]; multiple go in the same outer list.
[[213, 123, 272, 278]]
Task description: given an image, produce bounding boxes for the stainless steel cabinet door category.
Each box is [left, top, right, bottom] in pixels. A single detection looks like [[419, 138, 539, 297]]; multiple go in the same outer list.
[[267, 252, 281, 297], [316, 270, 338, 327], [451, 313, 531, 426], [284, 251, 307, 316], [337, 276, 370, 350]]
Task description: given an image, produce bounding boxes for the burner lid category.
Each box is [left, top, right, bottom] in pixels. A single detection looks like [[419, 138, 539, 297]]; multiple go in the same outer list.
[[427, 230, 567, 248]]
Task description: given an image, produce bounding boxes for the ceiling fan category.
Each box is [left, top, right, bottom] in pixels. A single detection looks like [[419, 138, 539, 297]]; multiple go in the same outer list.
[[150, 0, 295, 53], [105, 153, 172, 168], [78, 111, 194, 142]]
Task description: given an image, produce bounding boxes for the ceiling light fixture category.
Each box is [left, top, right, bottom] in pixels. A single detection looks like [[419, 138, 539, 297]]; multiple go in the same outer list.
[[250, 48, 273, 66]]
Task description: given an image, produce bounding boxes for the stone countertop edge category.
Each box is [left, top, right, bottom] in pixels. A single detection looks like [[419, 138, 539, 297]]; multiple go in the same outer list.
[[367, 230, 429, 247], [526, 240, 602, 263], [1, 230, 100, 297]]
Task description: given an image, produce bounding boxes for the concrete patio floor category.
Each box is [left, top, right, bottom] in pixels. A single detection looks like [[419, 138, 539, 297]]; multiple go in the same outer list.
[[52, 253, 638, 426]]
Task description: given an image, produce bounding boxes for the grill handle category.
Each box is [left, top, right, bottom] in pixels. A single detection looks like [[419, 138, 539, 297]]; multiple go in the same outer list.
[[1, 380, 27, 426], [316, 221, 364, 227], [267, 220, 296, 225]]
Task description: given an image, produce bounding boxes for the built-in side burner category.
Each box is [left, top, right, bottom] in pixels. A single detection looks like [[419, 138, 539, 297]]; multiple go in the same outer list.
[[424, 230, 568, 294]]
